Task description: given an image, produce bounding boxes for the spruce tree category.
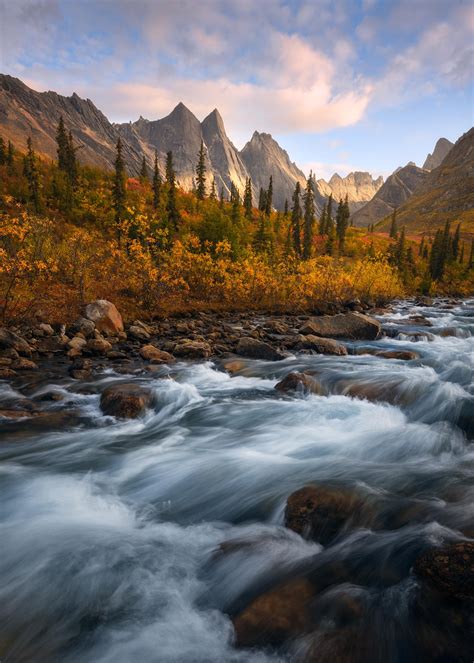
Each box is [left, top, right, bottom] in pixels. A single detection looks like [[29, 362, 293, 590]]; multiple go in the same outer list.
[[389, 208, 398, 239], [195, 140, 206, 200], [219, 186, 225, 208], [452, 223, 461, 260], [209, 177, 217, 201], [336, 195, 350, 252], [459, 243, 464, 265], [291, 181, 302, 257], [24, 137, 41, 213], [230, 183, 241, 225], [66, 130, 78, 187], [302, 175, 315, 259], [112, 137, 126, 244], [469, 239, 473, 270], [258, 187, 267, 213], [265, 175, 273, 216], [165, 150, 180, 230], [152, 151, 161, 209], [318, 203, 327, 235], [284, 199, 289, 217], [6, 141, 14, 173], [0, 137, 5, 165], [419, 237, 425, 257], [325, 194, 334, 234], [395, 226, 406, 268], [429, 229, 444, 280], [139, 156, 149, 182], [56, 116, 68, 171], [243, 177, 253, 218]]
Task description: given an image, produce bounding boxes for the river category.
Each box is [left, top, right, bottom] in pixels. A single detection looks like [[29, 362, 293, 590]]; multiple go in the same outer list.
[[0, 299, 473, 662]]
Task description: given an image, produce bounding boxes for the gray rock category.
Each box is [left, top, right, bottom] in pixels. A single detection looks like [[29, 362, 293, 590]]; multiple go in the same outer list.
[[235, 337, 286, 361]]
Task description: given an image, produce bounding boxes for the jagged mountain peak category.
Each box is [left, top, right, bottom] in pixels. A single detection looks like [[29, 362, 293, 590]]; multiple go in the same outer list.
[[201, 108, 225, 134], [423, 136, 454, 171]]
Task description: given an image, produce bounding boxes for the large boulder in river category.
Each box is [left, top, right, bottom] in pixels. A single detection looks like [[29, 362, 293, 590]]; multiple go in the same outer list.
[[275, 372, 324, 395], [233, 578, 314, 647], [0, 328, 32, 356], [235, 337, 286, 361], [100, 383, 153, 419], [299, 313, 381, 340], [285, 485, 367, 545], [413, 541, 474, 601], [296, 334, 347, 356], [85, 300, 124, 334]]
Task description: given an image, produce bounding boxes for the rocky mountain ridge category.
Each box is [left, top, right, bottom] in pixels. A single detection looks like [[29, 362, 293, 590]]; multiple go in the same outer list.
[[423, 137, 453, 171], [317, 171, 384, 212]]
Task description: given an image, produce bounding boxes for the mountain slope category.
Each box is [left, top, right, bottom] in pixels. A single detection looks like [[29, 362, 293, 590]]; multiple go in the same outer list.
[[378, 127, 474, 233], [351, 163, 429, 227], [317, 171, 384, 212], [423, 137, 453, 171], [0, 74, 143, 173]]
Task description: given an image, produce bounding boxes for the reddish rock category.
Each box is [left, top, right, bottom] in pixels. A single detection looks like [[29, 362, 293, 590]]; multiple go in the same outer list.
[[375, 350, 419, 360], [275, 372, 324, 395], [299, 313, 381, 340], [414, 541, 474, 601], [85, 300, 124, 334], [100, 383, 153, 418], [296, 334, 347, 356], [139, 344, 175, 363]]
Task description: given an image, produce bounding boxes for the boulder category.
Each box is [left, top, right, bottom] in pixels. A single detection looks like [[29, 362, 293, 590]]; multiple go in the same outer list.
[[67, 336, 88, 351], [173, 340, 212, 359], [296, 334, 347, 356], [375, 350, 419, 360], [68, 317, 96, 338], [11, 358, 38, 370], [38, 323, 54, 336], [285, 485, 366, 545], [86, 337, 113, 355], [0, 368, 17, 379], [139, 344, 175, 363], [100, 383, 153, 418], [235, 337, 286, 361], [413, 541, 474, 601], [68, 357, 92, 380], [36, 335, 68, 355], [0, 328, 32, 356], [233, 579, 314, 647], [299, 313, 381, 340], [128, 325, 151, 341], [275, 372, 324, 395], [85, 300, 124, 334], [263, 319, 290, 335]]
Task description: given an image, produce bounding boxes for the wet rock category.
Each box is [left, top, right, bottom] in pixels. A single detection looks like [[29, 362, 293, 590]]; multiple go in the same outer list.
[[296, 335, 347, 356], [67, 336, 88, 351], [233, 578, 314, 647], [36, 335, 69, 355], [0, 357, 12, 366], [275, 372, 325, 395], [68, 357, 92, 380], [375, 350, 419, 360], [106, 350, 128, 360], [86, 337, 113, 355], [11, 358, 38, 370], [0, 368, 17, 379], [85, 300, 124, 334], [285, 485, 366, 545], [407, 315, 432, 326], [221, 359, 247, 375], [38, 323, 54, 336], [0, 409, 36, 419], [128, 325, 151, 341], [300, 313, 381, 340], [173, 339, 212, 359], [0, 328, 32, 356], [414, 541, 474, 601], [235, 337, 286, 361], [139, 344, 175, 363], [100, 383, 153, 418]]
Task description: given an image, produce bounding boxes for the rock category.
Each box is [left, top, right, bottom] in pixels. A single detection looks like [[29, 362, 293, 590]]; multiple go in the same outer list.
[[296, 334, 348, 356], [221, 359, 247, 374], [68, 357, 92, 380], [38, 323, 54, 336], [69, 317, 96, 338], [11, 358, 38, 370], [128, 325, 151, 341], [375, 350, 419, 360], [0, 368, 17, 379], [36, 335, 68, 354], [0, 409, 35, 419], [100, 383, 153, 418], [233, 579, 314, 647], [0, 328, 32, 356], [0, 357, 12, 366], [67, 336, 88, 351], [263, 319, 290, 335], [139, 344, 175, 363], [285, 485, 366, 545], [173, 339, 212, 359], [413, 541, 474, 601], [106, 350, 128, 360], [235, 337, 286, 361], [85, 300, 124, 334], [0, 347, 19, 359], [299, 313, 381, 340], [86, 337, 113, 355], [275, 372, 325, 395]]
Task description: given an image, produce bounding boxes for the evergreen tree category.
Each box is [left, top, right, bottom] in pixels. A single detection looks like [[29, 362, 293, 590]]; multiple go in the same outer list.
[[336, 195, 350, 252], [6, 141, 15, 173], [419, 237, 425, 257], [459, 243, 464, 265], [152, 151, 161, 209], [23, 137, 41, 213], [139, 156, 149, 182], [283, 199, 289, 217], [318, 203, 327, 235], [66, 130, 78, 187], [112, 137, 126, 244], [325, 229, 336, 256], [230, 182, 241, 225], [469, 239, 474, 270], [395, 226, 406, 268], [429, 229, 444, 280], [243, 177, 253, 218], [258, 187, 267, 213], [441, 220, 452, 263], [195, 140, 206, 200], [452, 223, 461, 260], [219, 186, 225, 208], [165, 150, 180, 230], [389, 208, 398, 239], [265, 176, 273, 216], [209, 178, 217, 201], [291, 181, 302, 257], [325, 194, 334, 234], [302, 175, 315, 259], [56, 116, 68, 171], [0, 137, 6, 165]]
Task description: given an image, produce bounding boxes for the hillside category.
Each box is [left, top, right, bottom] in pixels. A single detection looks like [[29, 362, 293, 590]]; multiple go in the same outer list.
[[377, 127, 474, 234]]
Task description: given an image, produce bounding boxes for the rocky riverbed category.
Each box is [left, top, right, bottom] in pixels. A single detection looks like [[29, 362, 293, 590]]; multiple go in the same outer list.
[[0, 297, 473, 661]]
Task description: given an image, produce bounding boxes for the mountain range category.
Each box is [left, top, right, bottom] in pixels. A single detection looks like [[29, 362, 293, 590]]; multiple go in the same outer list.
[[0, 73, 472, 231]]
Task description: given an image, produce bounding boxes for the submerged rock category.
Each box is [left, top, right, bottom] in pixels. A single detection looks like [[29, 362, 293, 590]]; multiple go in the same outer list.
[[375, 350, 419, 360], [85, 300, 124, 334], [233, 578, 314, 647], [275, 372, 325, 395], [300, 313, 381, 340], [285, 485, 367, 545], [414, 541, 474, 601], [235, 337, 286, 361], [100, 383, 153, 418]]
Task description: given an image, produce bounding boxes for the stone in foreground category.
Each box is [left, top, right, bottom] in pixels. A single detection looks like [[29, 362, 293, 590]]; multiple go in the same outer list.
[[85, 300, 124, 334], [275, 372, 324, 395], [413, 541, 474, 601], [296, 334, 347, 355], [300, 312, 381, 340], [100, 383, 153, 419], [235, 337, 286, 361]]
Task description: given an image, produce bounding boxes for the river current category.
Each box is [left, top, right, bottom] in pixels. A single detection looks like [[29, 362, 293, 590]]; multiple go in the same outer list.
[[0, 299, 473, 662]]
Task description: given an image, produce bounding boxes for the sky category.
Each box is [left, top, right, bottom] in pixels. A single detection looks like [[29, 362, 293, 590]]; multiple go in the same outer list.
[[0, 0, 473, 180]]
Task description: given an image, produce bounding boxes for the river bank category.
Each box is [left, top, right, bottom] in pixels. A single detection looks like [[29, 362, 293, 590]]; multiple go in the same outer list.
[[0, 297, 473, 661]]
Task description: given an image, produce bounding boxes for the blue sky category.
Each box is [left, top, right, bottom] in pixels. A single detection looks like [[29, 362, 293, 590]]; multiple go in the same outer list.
[[0, 0, 472, 179]]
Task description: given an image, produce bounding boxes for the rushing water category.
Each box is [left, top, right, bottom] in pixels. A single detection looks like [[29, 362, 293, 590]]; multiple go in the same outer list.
[[0, 300, 473, 662]]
